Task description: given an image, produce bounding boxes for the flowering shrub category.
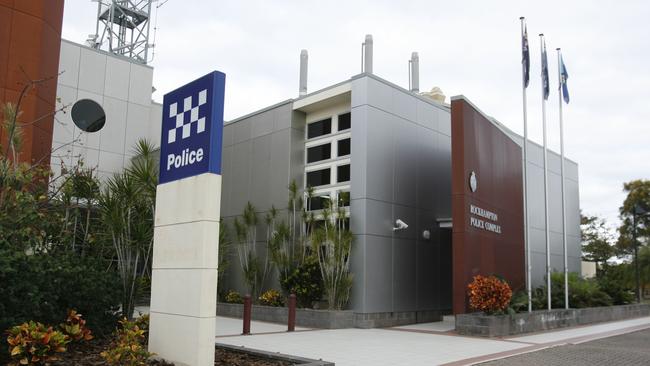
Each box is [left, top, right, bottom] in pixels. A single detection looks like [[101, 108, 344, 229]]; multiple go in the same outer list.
[[6, 321, 69, 365], [467, 275, 512, 314], [100, 316, 152, 366], [225, 290, 243, 304], [60, 309, 93, 342], [259, 289, 284, 307]]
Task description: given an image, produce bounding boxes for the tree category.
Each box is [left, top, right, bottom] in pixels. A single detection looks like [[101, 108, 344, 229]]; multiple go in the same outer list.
[[581, 214, 615, 274], [616, 180, 650, 254]]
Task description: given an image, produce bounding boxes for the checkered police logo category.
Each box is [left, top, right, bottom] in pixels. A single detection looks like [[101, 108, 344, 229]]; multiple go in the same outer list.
[[167, 89, 208, 144]]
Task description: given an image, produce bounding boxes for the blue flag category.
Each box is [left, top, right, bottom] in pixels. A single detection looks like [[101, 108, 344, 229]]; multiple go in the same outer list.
[[541, 39, 549, 100], [522, 25, 530, 88], [559, 55, 569, 103]]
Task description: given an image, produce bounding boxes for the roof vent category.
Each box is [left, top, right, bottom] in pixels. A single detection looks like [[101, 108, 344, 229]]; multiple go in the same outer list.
[[421, 87, 446, 104]]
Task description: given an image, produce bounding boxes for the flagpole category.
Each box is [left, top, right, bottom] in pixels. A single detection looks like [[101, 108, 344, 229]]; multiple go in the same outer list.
[[520, 16, 532, 313], [557, 48, 569, 309], [540, 33, 552, 311]]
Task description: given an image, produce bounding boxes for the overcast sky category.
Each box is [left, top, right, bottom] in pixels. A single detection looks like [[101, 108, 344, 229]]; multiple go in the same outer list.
[[61, 0, 650, 231]]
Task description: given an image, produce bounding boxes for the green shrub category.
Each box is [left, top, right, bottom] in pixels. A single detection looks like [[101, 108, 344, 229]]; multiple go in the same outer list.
[[225, 290, 243, 304], [597, 264, 635, 305], [532, 272, 612, 309], [0, 250, 121, 337], [280, 256, 323, 308], [100, 315, 153, 366], [259, 289, 284, 307], [6, 321, 69, 365]]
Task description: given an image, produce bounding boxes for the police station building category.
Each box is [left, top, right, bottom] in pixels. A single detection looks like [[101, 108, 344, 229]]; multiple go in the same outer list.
[[218, 35, 581, 326]]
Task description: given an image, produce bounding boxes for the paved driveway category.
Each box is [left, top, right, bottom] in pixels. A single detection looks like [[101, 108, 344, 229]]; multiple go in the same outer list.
[[478, 328, 650, 366]]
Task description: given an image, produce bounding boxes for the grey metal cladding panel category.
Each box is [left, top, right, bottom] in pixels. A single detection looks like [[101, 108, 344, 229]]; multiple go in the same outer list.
[[251, 111, 274, 139], [349, 234, 366, 312], [529, 227, 547, 258], [250, 134, 272, 211], [526, 162, 546, 231], [435, 133, 452, 218], [393, 238, 417, 312], [393, 120, 418, 207], [362, 234, 393, 313], [565, 179, 581, 237], [525, 140, 544, 167], [220, 145, 234, 216], [223, 123, 235, 147], [549, 230, 564, 258], [565, 160, 579, 182], [289, 128, 305, 188], [568, 234, 581, 259], [415, 100, 438, 130], [290, 110, 306, 132], [547, 171, 564, 233], [350, 106, 368, 200], [530, 251, 548, 287], [437, 109, 451, 137], [229, 142, 252, 215], [351, 76, 368, 108], [233, 118, 252, 145], [350, 198, 367, 235], [365, 77, 392, 112], [365, 107, 394, 202], [416, 128, 437, 211], [273, 103, 293, 131], [391, 87, 417, 122], [416, 237, 437, 309], [362, 199, 394, 237], [269, 130, 292, 210], [547, 151, 562, 175]]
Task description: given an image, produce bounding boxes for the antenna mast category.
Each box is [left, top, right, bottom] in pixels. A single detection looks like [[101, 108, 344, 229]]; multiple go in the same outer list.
[[89, 0, 154, 64]]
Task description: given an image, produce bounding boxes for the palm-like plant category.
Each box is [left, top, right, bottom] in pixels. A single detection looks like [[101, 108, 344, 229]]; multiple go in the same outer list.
[[98, 139, 157, 319]]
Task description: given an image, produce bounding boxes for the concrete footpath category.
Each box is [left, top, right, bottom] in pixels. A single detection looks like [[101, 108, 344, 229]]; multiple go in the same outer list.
[[214, 315, 650, 366]]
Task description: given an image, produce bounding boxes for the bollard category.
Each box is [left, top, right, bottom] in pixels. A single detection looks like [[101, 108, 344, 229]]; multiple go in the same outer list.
[[242, 294, 251, 335], [287, 294, 296, 332]]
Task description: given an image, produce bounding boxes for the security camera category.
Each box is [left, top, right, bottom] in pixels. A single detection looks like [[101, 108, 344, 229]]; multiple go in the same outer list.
[[393, 219, 409, 231]]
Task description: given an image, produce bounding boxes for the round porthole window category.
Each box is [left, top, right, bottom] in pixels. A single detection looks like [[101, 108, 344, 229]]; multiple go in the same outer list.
[[71, 99, 106, 133]]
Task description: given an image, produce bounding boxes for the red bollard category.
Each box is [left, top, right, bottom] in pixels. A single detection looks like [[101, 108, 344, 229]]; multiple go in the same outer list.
[[287, 294, 296, 332], [242, 294, 251, 335]]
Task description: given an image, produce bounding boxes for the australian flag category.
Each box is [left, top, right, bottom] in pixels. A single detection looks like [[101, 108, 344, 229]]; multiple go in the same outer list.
[[522, 25, 530, 88], [559, 55, 570, 103], [541, 39, 550, 100]]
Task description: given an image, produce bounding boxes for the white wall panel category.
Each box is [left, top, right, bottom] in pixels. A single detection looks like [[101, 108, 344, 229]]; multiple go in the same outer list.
[[58, 41, 80, 88], [78, 47, 107, 94], [104, 56, 131, 101], [128, 64, 153, 106], [124, 102, 151, 154], [99, 96, 128, 154]]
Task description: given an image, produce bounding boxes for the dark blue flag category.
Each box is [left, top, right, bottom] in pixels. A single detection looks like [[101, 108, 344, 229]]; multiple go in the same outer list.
[[541, 39, 549, 100], [522, 25, 530, 88], [559, 55, 569, 103]]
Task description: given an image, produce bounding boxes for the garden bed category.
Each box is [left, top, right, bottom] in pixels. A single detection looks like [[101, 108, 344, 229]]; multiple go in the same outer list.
[[455, 303, 650, 337], [0, 337, 331, 365], [217, 302, 354, 329]]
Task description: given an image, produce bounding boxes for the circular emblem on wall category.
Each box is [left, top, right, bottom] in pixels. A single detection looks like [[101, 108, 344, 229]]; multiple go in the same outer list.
[[469, 171, 478, 192]]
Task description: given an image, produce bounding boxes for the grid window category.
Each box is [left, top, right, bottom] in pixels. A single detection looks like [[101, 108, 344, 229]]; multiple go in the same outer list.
[[338, 191, 350, 207], [307, 143, 331, 163], [308, 195, 331, 211], [337, 138, 350, 156], [338, 112, 351, 131], [307, 168, 331, 187], [307, 118, 332, 139], [337, 164, 350, 183]]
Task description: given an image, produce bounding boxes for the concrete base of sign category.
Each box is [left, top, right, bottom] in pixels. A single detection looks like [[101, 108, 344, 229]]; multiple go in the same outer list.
[[149, 173, 221, 366]]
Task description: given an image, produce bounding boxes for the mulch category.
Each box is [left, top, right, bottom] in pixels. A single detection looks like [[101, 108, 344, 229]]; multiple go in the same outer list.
[[1, 338, 292, 366]]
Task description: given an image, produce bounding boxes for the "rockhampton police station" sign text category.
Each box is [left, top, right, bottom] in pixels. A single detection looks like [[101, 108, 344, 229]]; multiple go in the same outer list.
[[469, 204, 502, 234], [159, 71, 225, 184]]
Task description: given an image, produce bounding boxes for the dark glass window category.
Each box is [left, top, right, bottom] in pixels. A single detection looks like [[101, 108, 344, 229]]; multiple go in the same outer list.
[[337, 164, 350, 183], [307, 143, 331, 163], [338, 191, 350, 207], [338, 112, 351, 131], [308, 195, 330, 211], [337, 138, 350, 156], [307, 168, 331, 187], [307, 118, 331, 139]]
